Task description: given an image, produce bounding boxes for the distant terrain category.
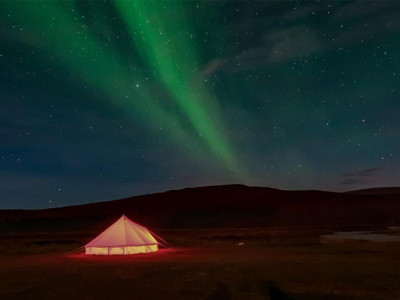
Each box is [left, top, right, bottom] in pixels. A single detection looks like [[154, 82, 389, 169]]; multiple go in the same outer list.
[[1, 185, 400, 234]]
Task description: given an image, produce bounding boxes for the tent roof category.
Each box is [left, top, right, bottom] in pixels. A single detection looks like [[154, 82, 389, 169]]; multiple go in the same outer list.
[[85, 215, 158, 247]]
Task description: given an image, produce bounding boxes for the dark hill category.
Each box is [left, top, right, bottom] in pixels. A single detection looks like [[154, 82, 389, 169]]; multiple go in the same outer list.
[[346, 187, 400, 196], [1, 184, 400, 234]]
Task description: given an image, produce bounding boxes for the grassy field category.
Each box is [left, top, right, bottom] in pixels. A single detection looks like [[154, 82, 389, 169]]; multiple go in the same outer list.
[[1, 228, 400, 300]]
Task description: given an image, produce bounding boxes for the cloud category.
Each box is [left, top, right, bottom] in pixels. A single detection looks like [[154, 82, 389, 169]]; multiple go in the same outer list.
[[203, 1, 400, 75], [342, 167, 383, 178], [330, 0, 400, 22], [203, 26, 320, 75], [339, 167, 383, 185], [281, 4, 318, 21], [202, 58, 224, 76], [340, 177, 367, 186], [266, 26, 320, 63]]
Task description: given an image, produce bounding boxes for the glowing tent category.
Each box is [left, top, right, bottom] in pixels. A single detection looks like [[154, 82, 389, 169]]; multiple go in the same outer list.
[[85, 215, 159, 255]]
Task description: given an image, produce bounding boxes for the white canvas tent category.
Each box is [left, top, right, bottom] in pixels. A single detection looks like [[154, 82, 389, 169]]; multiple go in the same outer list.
[[85, 215, 159, 255]]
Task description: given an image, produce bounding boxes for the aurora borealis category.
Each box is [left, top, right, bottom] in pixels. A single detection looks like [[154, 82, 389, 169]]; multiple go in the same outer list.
[[1, 1, 400, 208]]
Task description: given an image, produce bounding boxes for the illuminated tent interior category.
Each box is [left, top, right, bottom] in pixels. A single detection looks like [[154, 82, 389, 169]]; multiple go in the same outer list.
[[85, 215, 159, 255]]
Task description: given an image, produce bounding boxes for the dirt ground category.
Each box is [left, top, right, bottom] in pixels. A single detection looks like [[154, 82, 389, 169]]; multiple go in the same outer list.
[[1, 228, 400, 300]]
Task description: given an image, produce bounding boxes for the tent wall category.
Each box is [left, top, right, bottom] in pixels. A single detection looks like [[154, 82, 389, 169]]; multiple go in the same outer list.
[[85, 244, 158, 255]]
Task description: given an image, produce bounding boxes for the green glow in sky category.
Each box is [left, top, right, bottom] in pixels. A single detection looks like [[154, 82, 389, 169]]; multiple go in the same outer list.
[[116, 1, 241, 174], [4, 1, 245, 178]]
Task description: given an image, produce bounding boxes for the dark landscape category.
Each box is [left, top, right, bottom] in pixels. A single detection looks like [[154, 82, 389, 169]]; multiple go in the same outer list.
[[2, 0, 400, 299], [1, 185, 400, 300]]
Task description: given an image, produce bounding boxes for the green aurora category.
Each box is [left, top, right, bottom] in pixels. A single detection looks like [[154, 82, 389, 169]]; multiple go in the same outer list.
[[2, 1, 245, 177]]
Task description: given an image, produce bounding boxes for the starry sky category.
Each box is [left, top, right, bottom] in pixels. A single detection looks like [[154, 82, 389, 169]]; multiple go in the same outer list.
[[1, 0, 399, 209]]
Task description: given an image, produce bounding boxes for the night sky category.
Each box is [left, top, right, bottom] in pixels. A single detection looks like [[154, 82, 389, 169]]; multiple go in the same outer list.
[[1, 1, 399, 209]]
